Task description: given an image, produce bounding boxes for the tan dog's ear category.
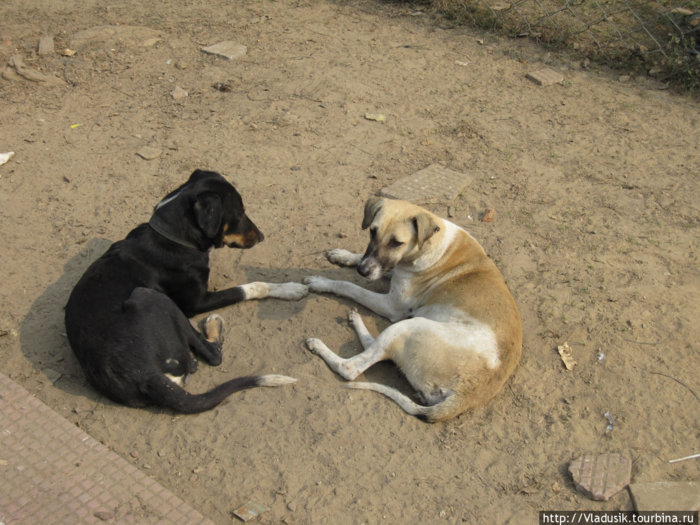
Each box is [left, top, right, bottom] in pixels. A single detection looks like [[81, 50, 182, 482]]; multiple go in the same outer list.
[[362, 197, 384, 230], [412, 213, 440, 248]]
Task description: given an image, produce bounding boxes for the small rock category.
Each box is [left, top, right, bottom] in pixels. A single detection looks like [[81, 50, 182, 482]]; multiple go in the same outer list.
[[233, 501, 268, 522], [170, 85, 188, 99], [557, 342, 577, 370], [569, 453, 632, 501], [618, 75, 631, 82], [526, 68, 564, 86], [94, 510, 115, 521], [671, 7, 694, 15], [38, 35, 54, 56], [7, 54, 62, 84], [213, 82, 233, 92], [447, 206, 455, 218], [0, 152, 15, 166], [286, 501, 297, 512], [481, 209, 495, 223], [201, 41, 247, 61], [2, 66, 22, 82], [135, 146, 161, 160], [364, 113, 386, 122]]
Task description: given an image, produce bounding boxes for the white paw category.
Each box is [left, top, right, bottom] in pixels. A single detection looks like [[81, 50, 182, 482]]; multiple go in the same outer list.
[[347, 309, 362, 325], [241, 282, 270, 300], [305, 337, 323, 354], [268, 282, 309, 300], [327, 249, 362, 267], [303, 275, 335, 293]]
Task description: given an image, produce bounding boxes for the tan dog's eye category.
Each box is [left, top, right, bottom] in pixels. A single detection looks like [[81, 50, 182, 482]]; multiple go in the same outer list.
[[388, 238, 404, 248], [370, 228, 377, 239]]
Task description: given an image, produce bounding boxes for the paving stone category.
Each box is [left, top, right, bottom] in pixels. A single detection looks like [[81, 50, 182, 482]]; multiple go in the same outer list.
[[629, 481, 700, 511], [380, 164, 471, 203], [568, 453, 632, 501], [526, 68, 564, 86], [0, 372, 213, 524], [201, 41, 247, 60]]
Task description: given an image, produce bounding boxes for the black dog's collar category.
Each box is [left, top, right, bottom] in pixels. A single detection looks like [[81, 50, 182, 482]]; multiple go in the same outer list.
[[148, 216, 201, 251]]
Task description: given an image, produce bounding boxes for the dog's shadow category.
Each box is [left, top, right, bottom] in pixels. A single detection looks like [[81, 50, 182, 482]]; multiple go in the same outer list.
[[19, 238, 112, 402]]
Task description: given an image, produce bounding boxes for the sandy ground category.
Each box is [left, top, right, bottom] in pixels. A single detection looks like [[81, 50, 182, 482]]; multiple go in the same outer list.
[[1, 0, 698, 523]]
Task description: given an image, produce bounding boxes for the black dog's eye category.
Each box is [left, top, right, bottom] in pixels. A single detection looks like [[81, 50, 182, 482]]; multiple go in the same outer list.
[[388, 237, 404, 248]]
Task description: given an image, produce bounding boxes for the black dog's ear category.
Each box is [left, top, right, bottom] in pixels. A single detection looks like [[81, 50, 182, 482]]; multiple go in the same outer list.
[[362, 197, 384, 230], [194, 192, 223, 238], [188, 169, 221, 184]]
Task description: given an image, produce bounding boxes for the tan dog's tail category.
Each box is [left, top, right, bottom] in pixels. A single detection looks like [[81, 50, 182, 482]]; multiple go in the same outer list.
[[346, 382, 463, 423]]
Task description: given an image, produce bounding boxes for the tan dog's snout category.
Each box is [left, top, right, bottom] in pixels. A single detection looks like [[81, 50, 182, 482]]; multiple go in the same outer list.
[[357, 249, 383, 280]]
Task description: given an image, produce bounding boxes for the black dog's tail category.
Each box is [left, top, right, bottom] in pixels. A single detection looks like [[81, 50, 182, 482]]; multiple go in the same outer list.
[[144, 374, 297, 414]]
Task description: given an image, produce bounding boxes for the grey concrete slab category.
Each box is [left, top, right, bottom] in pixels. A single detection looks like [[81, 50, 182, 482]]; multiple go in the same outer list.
[[380, 164, 471, 203]]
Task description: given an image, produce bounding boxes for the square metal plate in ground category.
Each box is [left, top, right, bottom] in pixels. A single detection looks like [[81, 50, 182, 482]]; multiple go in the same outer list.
[[380, 164, 471, 203]]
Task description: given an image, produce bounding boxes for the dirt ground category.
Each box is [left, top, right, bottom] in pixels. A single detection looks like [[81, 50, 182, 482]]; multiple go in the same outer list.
[[1, 0, 698, 523]]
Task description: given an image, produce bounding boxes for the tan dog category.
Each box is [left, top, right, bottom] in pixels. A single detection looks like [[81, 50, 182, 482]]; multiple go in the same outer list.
[[304, 197, 522, 422]]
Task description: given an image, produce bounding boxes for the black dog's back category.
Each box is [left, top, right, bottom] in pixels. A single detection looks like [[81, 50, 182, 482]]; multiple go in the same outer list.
[[64, 170, 296, 413]]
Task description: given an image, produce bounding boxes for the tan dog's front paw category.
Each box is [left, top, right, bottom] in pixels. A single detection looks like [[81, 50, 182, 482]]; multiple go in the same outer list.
[[326, 249, 362, 267]]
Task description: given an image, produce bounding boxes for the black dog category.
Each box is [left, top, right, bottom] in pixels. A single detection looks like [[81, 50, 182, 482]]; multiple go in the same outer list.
[[65, 169, 307, 413]]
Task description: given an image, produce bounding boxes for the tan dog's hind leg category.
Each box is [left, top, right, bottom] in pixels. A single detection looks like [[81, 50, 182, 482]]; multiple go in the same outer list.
[[305, 337, 386, 380], [306, 319, 417, 381]]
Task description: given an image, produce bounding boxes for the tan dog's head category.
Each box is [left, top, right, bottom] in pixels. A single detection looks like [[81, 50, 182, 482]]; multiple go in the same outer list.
[[358, 197, 440, 280]]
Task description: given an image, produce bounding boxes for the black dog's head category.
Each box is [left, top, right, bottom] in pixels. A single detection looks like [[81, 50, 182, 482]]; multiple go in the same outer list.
[[150, 170, 264, 251]]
